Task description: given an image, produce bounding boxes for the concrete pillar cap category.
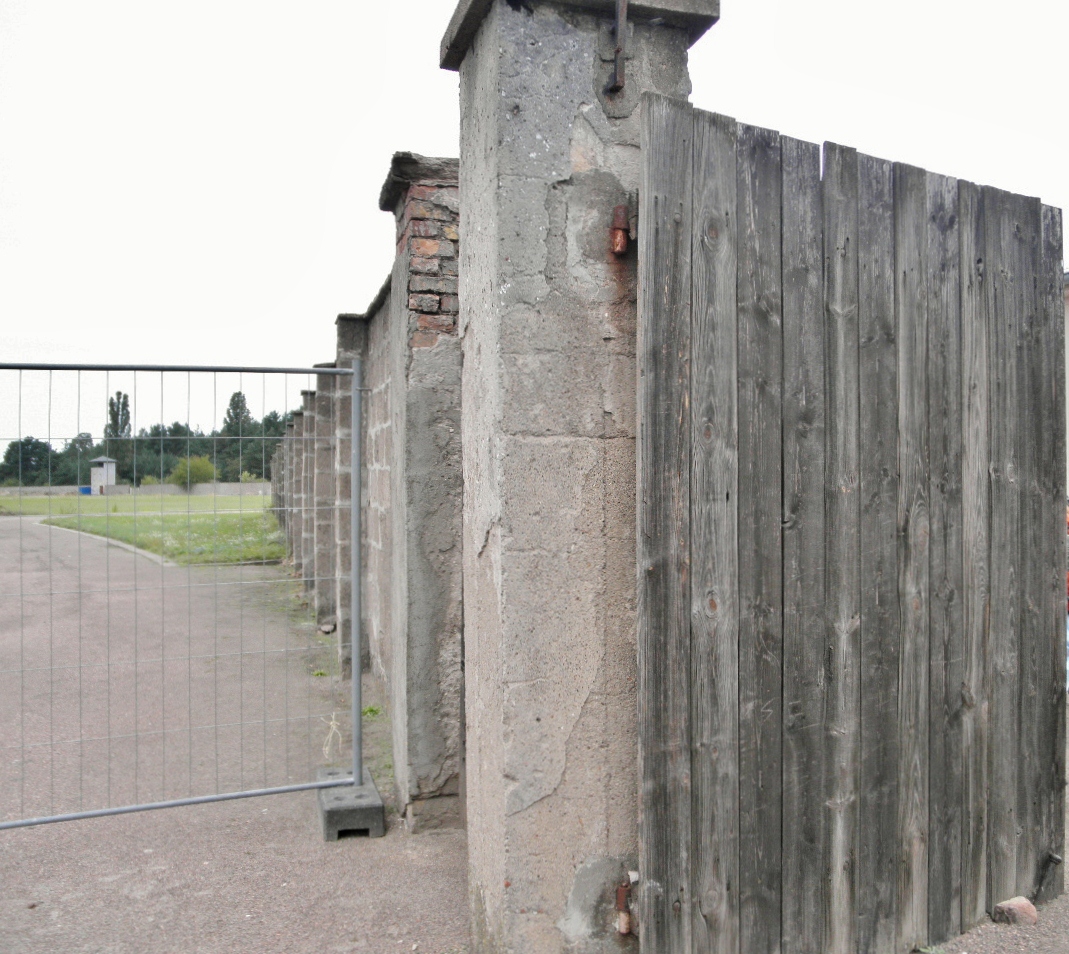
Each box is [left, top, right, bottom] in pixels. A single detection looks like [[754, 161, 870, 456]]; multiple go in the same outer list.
[[440, 0, 719, 70]]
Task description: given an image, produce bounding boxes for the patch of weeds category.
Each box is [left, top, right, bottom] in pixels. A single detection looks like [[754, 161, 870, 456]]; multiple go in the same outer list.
[[361, 704, 382, 718], [916, 946, 946, 954], [311, 669, 328, 677]]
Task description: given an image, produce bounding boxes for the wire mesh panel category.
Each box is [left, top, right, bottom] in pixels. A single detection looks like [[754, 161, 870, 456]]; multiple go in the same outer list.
[[0, 364, 357, 828]]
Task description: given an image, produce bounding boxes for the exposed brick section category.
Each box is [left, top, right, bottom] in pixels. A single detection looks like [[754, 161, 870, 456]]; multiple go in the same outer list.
[[395, 175, 460, 347]]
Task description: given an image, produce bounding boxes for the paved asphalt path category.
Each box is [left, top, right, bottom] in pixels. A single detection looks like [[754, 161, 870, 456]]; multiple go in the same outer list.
[[0, 516, 469, 953]]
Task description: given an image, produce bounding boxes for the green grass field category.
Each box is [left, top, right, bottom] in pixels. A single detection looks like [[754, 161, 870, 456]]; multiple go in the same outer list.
[[0, 494, 284, 565], [0, 493, 271, 517]]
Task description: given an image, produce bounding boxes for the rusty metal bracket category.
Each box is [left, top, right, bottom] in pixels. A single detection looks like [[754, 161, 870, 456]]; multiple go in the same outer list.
[[607, 0, 628, 93]]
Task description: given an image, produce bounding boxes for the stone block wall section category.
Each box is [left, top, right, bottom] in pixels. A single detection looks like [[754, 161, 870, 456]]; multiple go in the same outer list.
[[440, 0, 719, 950]]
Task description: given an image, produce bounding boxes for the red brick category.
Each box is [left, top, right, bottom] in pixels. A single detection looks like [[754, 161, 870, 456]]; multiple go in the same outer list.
[[417, 313, 456, 333], [993, 897, 1038, 925], [410, 220, 441, 238], [440, 259, 459, 277], [410, 257, 440, 275], [440, 294, 460, 314], [404, 201, 454, 222], [435, 239, 456, 259], [410, 275, 458, 295], [409, 293, 440, 313], [410, 238, 440, 257], [441, 224, 459, 242], [407, 184, 439, 201]]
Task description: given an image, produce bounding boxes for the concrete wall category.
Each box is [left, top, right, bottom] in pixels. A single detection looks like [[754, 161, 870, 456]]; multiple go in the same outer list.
[[445, 1, 715, 949]]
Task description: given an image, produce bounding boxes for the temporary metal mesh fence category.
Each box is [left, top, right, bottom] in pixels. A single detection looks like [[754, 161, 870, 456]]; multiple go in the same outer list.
[[0, 363, 360, 829]]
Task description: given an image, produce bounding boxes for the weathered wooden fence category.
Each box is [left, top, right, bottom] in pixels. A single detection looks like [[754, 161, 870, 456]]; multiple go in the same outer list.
[[637, 92, 1065, 954]]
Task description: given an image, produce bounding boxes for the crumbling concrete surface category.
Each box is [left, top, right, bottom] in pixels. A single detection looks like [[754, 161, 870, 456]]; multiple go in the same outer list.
[[451, 1, 714, 950]]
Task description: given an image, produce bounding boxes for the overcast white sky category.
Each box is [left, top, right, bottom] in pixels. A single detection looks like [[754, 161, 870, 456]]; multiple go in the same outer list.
[[0, 0, 1065, 443]]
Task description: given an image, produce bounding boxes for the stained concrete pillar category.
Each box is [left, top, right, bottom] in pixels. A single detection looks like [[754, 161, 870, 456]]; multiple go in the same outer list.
[[300, 390, 316, 592], [335, 314, 370, 678], [441, 1, 719, 949], [314, 368, 337, 627], [289, 414, 304, 578]]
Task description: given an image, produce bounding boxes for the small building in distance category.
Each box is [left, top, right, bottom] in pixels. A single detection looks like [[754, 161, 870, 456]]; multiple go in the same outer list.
[[89, 456, 117, 494]]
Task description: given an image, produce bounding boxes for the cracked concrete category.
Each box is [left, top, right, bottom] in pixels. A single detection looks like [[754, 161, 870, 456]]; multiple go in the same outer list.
[[451, 1, 707, 949]]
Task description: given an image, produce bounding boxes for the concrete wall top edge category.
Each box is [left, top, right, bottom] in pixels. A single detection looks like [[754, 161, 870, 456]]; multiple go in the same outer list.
[[379, 152, 461, 212], [440, 0, 720, 69]]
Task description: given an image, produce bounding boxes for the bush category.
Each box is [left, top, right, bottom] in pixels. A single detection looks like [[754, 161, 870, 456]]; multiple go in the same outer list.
[[139, 474, 160, 486], [239, 471, 258, 483], [167, 456, 216, 490]]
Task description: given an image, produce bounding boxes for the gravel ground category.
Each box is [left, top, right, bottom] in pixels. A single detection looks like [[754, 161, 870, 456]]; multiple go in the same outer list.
[[0, 516, 470, 953], [940, 893, 1069, 954], [0, 789, 470, 954]]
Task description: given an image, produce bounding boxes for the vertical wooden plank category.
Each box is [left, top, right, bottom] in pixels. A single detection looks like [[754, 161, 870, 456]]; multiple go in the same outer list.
[[857, 151, 899, 954], [736, 123, 783, 954], [690, 107, 740, 954], [637, 91, 693, 954], [985, 185, 1020, 907], [895, 161, 930, 953], [1016, 192, 1046, 898], [822, 141, 861, 954], [927, 172, 964, 944], [780, 135, 826, 954], [1037, 204, 1066, 904], [960, 179, 991, 928]]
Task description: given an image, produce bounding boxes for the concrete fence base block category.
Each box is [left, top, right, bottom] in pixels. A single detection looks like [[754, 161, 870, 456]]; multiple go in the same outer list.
[[316, 767, 385, 840], [404, 794, 463, 833]]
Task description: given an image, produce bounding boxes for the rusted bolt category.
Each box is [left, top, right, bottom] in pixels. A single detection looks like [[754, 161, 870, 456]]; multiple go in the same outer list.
[[610, 204, 629, 256], [616, 880, 632, 934]]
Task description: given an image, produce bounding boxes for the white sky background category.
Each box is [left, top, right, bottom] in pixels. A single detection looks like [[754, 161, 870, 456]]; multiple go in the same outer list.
[[0, 0, 1065, 448]]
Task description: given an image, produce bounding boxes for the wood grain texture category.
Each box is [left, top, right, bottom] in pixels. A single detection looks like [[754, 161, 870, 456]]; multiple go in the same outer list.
[[984, 185, 1020, 907], [857, 151, 899, 954], [736, 122, 783, 954], [1038, 204, 1066, 905], [959, 179, 991, 928], [926, 172, 964, 945], [1015, 194, 1045, 900], [894, 161, 931, 953], [822, 141, 861, 954], [780, 135, 826, 954], [690, 107, 740, 954], [637, 91, 694, 954]]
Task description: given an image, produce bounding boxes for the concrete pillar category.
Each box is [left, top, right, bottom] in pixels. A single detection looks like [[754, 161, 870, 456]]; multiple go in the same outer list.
[[301, 390, 316, 592], [289, 413, 304, 579], [335, 315, 370, 678], [441, 1, 718, 949], [314, 368, 337, 627], [378, 154, 465, 832]]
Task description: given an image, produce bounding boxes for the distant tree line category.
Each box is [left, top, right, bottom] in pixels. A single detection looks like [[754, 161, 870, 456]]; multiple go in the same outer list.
[[0, 391, 292, 488]]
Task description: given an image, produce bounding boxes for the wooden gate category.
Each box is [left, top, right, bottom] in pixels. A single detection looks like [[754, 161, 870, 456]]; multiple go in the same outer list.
[[637, 92, 1065, 954]]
